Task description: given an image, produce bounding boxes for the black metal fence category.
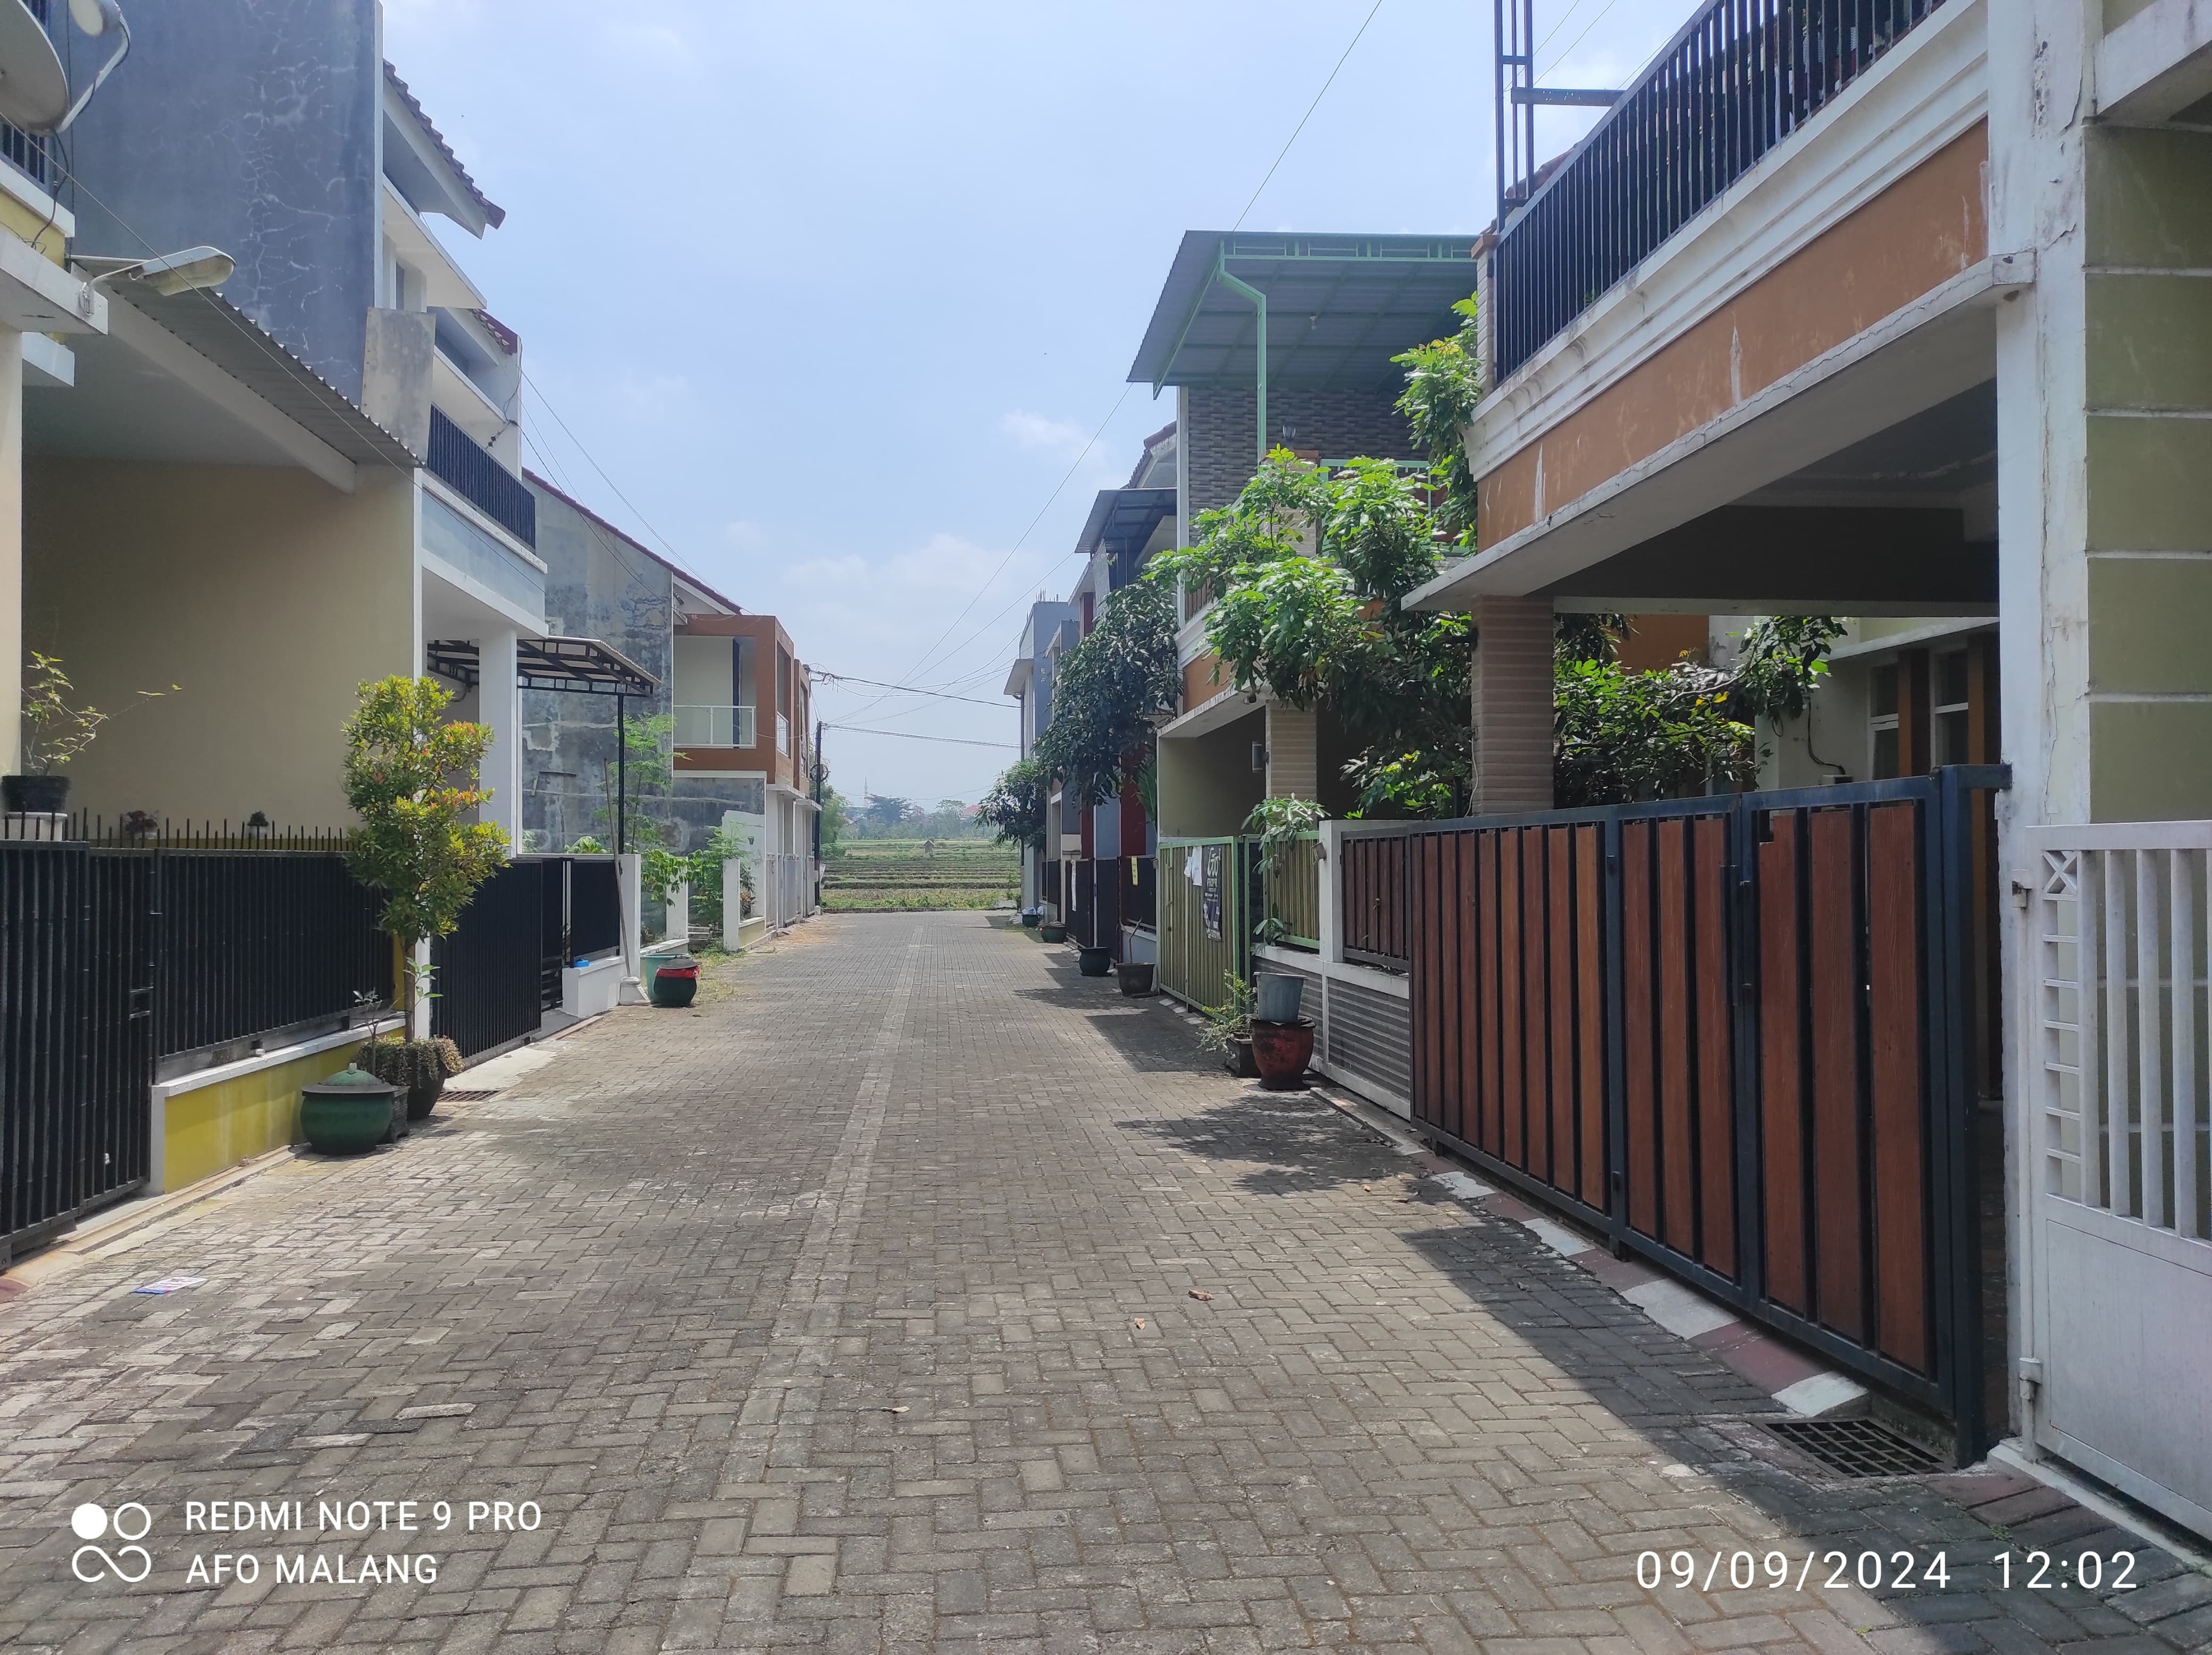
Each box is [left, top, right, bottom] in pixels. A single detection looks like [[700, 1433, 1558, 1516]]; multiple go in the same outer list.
[[1492, 0, 1951, 380], [428, 407, 538, 547], [156, 854, 389, 1059], [433, 860, 549, 1060], [2, 841, 395, 1259]]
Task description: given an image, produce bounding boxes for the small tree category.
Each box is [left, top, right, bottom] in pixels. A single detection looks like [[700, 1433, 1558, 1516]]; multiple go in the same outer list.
[[1032, 580, 1180, 807], [977, 757, 1049, 849], [342, 676, 510, 1036]]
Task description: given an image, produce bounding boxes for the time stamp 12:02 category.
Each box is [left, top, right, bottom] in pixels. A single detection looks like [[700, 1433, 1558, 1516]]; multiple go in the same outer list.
[[1636, 1549, 2141, 1593]]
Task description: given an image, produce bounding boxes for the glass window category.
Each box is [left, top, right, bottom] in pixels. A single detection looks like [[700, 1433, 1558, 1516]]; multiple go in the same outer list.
[[1869, 662, 1901, 779], [1933, 648, 1972, 765]]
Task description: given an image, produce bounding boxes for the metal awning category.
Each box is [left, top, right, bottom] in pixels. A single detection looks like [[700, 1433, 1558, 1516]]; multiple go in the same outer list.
[[1128, 232, 1481, 390], [1075, 487, 1177, 559], [427, 636, 657, 696]]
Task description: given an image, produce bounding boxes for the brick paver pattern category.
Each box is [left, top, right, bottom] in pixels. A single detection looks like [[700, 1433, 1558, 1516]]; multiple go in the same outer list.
[[0, 913, 2204, 1653]]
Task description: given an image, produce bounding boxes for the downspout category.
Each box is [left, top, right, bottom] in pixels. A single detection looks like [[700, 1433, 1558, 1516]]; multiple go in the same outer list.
[[1213, 246, 1268, 467]]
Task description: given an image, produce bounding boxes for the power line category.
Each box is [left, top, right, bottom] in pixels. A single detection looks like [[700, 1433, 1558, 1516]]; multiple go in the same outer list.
[[521, 365, 717, 590], [864, 383, 1136, 715], [1231, 0, 1388, 231], [823, 724, 1015, 750], [812, 671, 1010, 709], [1541, 0, 1626, 77]]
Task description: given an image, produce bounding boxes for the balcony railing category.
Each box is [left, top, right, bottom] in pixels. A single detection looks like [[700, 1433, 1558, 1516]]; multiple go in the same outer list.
[[1493, 0, 1950, 381], [427, 406, 537, 548], [0, 1, 51, 189], [675, 704, 757, 748]]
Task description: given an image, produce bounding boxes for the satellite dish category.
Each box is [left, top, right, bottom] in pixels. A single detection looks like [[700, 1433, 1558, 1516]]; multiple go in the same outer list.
[[0, 0, 68, 132]]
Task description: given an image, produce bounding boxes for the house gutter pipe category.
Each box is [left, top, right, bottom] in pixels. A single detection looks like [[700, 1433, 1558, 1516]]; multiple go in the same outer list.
[[1213, 246, 1267, 467], [615, 691, 626, 856]]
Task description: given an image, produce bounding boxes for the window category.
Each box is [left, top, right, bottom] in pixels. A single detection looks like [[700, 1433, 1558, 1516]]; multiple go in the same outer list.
[[1869, 663, 1900, 780], [1933, 648, 1971, 765]]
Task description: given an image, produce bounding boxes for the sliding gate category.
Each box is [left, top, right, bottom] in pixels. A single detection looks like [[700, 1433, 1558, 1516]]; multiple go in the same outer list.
[[1406, 768, 2006, 1457]]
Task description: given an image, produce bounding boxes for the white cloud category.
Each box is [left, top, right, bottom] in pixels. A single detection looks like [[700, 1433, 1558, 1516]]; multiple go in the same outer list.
[[999, 409, 1090, 455]]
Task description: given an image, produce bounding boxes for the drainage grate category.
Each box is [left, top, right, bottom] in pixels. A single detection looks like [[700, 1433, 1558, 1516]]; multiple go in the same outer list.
[[1761, 1418, 1945, 1480], [440, 1089, 501, 1102]]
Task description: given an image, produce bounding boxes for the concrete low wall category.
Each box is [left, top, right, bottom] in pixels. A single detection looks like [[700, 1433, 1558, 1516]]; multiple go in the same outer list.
[[149, 1019, 399, 1195]]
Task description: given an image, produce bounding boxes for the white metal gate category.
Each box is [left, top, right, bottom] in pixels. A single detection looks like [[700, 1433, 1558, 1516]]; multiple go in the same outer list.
[[2023, 824, 2212, 1535]]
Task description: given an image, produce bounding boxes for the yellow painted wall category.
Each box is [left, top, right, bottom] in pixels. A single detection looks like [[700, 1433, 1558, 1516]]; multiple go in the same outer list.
[[22, 461, 416, 825], [161, 1040, 370, 1193], [0, 196, 67, 262]]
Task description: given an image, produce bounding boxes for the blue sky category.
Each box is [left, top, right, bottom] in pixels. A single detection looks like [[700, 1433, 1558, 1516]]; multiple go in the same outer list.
[[383, 0, 1685, 805]]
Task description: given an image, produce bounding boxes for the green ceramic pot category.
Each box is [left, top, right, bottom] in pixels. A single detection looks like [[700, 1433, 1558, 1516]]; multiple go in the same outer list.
[[299, 1066, 400, 1155]]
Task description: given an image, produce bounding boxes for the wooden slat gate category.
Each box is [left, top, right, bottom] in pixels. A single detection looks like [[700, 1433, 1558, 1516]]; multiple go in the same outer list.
[[1405, 769, 2007, 1458]]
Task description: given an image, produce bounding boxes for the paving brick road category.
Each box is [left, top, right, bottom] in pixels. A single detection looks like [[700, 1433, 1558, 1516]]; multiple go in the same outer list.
[[1, 912, 2205, 1654]]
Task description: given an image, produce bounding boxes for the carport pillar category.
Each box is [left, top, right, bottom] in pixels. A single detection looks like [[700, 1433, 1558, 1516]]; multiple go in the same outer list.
[[0, 330, 19, 776], [1469, 597, 1556, 814], [480, 629, 522, 847]]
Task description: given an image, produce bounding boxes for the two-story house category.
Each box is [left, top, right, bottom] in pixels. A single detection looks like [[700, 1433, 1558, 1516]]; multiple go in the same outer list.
[[16, 3, 641, 842], [1392, 0, 2212, 1535]]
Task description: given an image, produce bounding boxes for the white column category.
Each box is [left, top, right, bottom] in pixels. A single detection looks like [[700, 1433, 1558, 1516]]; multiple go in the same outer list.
[[0, 329, 20, 776], [668, 879, 690, 947], [616, 851, 646, 1003], [1317, 818, 1344, 965], [480, 628, 521, 846], [723, 858, 743, 950]]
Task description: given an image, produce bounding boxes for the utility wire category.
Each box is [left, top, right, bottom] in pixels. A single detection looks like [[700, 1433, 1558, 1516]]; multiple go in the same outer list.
[[823, 724, 1015, 750], [521, 366, 718, 590], [812, 671, 1010, 709], [1230, 0, 1388, 231], [1541, 0, 1625, 77], [845, 381, 1135, 724]]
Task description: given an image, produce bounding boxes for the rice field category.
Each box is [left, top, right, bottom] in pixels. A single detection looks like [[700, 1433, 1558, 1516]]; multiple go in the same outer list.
[[820, 838, 1019, 912]]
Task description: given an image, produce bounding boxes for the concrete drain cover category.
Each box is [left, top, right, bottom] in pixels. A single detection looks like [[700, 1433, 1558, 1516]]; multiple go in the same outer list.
[[1761, 1417, 1945, 1480]]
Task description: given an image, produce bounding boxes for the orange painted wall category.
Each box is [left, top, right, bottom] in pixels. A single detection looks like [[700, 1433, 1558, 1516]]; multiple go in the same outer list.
[[1478, 124, 1989, 548]]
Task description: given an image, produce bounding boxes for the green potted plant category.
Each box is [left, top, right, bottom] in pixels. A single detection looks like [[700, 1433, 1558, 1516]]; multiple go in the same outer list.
[[1195, 975, 1258, 1079], [358, 1034, 465, 1123], [341, 676, 509, 1039], [5, 652, 173, 814]]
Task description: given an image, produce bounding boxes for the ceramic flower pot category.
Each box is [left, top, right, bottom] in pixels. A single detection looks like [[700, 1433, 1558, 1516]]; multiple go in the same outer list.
[[1, 774, 69, 814], [405, 1073, 445, 1124], [1039, 923, 1067, 943], [1222, 1035, 1258, 1079], [651, 957, 700, 1007], [299, 1067, 401, 1155], [1116, 962, 1154, 996], [1250, 1018, 1316, 1090], [1077, 946, 1112, 977], [1020, 911, 1042, 929]]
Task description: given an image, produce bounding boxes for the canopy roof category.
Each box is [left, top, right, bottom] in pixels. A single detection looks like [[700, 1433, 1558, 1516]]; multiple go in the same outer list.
[[428, 635, 657, 697], [1128, 232, 1480, 391]]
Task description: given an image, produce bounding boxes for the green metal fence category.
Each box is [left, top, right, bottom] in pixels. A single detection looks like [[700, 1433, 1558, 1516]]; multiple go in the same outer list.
[[1156, 837, 1251, 1013], [1259, 833, 1321, 950]]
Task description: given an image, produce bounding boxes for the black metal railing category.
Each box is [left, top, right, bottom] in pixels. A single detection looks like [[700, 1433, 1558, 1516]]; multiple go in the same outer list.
[[155, 853, 390, 1061], [428, 406, 537, 548], [432, 859, 546, 1059], [1493, 0, 1949, 380]]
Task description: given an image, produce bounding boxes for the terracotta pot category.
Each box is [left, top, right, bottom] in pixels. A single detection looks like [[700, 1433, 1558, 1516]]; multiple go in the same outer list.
[[1249, 1018, 1316, 1090]]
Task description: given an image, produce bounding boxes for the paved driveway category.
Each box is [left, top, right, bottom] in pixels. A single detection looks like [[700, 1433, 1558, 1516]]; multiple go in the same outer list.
[[0, 913, 2202, 1653]]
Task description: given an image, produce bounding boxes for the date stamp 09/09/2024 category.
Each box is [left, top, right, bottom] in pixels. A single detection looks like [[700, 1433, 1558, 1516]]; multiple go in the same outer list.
[[1637, 1549, 2142, 1594]]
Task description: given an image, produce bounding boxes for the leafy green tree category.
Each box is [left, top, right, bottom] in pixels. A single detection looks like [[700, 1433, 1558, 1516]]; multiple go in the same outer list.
[[595, 712, 675, 854], [818, 783, 850, 857], [1149, 454, 1472, 818], [1392, 295, 1484, 546], [341, 676, 510, 1035], [1032, 579, 1180, 806], [977, 757, 1049, 849]]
